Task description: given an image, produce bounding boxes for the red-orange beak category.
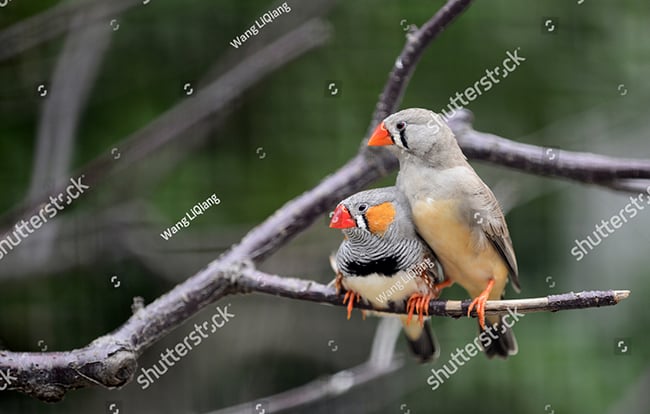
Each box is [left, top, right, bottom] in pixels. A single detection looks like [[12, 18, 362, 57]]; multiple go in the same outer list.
[[329, 204, 356, 229], [367, 122, 393, 146]]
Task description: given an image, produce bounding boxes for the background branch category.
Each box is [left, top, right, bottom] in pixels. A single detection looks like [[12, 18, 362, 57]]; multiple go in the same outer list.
[[0, 17, 332, 239], [20, 4, 113, 266], [209, 318, 404, 414]]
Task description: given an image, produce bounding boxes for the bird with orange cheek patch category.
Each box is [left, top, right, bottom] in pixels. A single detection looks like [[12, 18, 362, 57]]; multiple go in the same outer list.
[[330, 187, 448, 362], [368, 108, 520, 358]]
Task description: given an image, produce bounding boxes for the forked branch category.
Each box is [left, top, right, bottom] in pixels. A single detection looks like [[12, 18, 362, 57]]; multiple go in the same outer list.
[[0, 264, 630, 402], [0, 0, 636, 405]]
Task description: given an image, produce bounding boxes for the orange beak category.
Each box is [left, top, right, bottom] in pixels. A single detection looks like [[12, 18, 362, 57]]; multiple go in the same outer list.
[[367, 122, 393, 146], [329, 205, 356, 229]]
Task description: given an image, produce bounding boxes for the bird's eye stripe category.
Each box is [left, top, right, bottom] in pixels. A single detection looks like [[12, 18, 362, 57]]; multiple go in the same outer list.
[[399, 128, 409, 149]]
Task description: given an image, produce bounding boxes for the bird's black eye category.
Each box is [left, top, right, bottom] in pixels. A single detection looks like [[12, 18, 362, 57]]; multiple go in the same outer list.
[[396, 121, 406, 131], [358, 203, 368, 213]]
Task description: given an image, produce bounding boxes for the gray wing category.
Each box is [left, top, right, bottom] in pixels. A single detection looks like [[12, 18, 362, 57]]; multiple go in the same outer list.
[[473, 180, 520, 292]]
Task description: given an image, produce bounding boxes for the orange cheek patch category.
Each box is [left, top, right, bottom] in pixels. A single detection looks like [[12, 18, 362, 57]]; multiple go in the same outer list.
[[366, 202, 396, 235]]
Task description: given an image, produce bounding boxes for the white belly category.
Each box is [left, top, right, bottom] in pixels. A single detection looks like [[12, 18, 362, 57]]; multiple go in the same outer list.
[[342, 270, 429, 309]]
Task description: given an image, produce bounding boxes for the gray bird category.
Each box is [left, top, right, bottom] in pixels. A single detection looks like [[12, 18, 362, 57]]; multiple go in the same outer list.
[[368, 108, 520, 358], [329, 186, 447, 362]]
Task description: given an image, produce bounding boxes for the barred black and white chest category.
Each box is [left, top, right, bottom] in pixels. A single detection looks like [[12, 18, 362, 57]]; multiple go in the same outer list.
[[336, 230, 422, 277]]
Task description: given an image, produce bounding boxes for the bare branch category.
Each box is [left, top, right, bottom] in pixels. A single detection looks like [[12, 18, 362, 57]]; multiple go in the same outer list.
[[370, 0, 475, 128], [233, 269, 630, 317], [0, 0, 635, 405], [0, 264, 630, 401], [222, 0, 477, 263], [448, 110, 650, 186]]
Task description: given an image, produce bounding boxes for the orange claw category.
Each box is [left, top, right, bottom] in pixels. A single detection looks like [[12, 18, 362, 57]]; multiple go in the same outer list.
[[467, 278, 495, 330], [406, 293, 433, 327], [342, 290, 361, 320]]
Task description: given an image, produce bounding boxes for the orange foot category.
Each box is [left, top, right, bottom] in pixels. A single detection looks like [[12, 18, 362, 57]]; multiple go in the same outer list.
[[467, 279, 495, 330], [342, 290, 361, 320], [433, 279, 454, 296], [406, 293, 433, 327]]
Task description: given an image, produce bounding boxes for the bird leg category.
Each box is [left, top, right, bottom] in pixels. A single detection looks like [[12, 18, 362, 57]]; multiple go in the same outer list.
[[342, 290, 361, 320], [432, 278, 454, 296], [334, 271, 344, 294], [467, 278, 495, 330], [406, 293, 433, 327]]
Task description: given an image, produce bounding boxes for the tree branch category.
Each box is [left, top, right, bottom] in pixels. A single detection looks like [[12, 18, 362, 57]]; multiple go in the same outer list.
[[233, 269, 630, 317], [0, 0, 635, 405], [0, 265, 630, 401], [448, 110, 650, 186], [0, 263, 630, 401], [369, 0, 475, 128]]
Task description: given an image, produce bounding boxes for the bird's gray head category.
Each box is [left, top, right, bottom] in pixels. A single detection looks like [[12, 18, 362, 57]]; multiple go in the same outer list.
[[367, 108, 464, 166], [329, 186, 415, 239]]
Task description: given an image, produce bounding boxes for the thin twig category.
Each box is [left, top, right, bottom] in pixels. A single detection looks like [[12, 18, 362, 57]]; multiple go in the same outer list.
[[235, 270, 630, 317], [370, 0, 475, 129]]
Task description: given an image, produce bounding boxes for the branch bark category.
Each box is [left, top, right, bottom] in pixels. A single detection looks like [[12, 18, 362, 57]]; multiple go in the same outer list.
[[448, 110, 650, 188], [369, 0, 475, 128], [0, 265, 630, 401], [233, 269, 630, 317]]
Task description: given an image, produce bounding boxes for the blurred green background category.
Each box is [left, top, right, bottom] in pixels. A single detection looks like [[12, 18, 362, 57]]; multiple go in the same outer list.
[[0, 0, 648, 413]]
